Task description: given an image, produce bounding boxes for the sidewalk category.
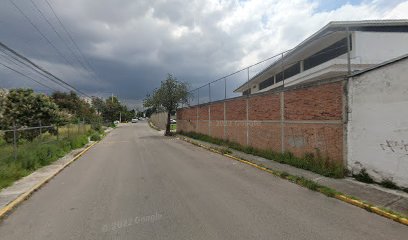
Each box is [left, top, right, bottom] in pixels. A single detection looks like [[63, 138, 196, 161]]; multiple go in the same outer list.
[[179, 136, 408, 216]]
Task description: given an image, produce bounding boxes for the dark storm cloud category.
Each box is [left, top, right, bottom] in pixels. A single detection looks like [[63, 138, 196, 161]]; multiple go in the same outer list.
[[0, 0, 406, 107]]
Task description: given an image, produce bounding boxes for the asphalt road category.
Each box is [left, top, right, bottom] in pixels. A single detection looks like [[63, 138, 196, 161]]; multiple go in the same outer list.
[[0, 122, 407, 240]]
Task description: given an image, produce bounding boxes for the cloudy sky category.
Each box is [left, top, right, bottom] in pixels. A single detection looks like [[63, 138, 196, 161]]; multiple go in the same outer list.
[[0, 0, 407, 107]]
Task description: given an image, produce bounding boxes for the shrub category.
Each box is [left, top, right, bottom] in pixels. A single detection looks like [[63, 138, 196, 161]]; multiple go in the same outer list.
[[353, 168, 374, 183], [90, 132, 102, 141], [69, 135, 88, 149], [380, 179, 399, 190]]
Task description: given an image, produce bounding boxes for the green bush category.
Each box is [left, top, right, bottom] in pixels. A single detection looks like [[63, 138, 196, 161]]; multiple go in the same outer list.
[[90, 132, 102, 141], [69, 135, 88, 149], [0, 134, 6, 146]]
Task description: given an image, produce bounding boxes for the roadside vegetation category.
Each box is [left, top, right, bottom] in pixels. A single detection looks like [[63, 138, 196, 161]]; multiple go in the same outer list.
[[353, 168, 408, 193], [0, 88, 129, 190], [0, 125, 100, 189], [179, 131, 345, 178]]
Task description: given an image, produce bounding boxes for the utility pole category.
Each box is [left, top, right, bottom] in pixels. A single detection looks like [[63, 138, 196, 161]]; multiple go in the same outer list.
[[111, 93, 114, 103], [119, 112, 122, 123]]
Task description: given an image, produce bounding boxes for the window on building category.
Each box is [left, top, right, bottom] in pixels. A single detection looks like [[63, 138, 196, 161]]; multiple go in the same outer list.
[[283, 62, 301, 80], [303, 36, 351, 71], [273, 61, 301, 84], [243, 88, 251, 95], [259, 76, 274, 90]]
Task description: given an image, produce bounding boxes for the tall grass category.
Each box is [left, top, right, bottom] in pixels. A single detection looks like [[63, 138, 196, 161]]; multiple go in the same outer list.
[[180, 131, 345, 178], [0, 124, 92, 190]]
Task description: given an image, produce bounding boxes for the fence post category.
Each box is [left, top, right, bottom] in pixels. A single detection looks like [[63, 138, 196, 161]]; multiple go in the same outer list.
[[224, 77, 227, 140], [13, 121, 17, 161], [39, 120, 42, 140], [208, 83, 211, 136], [196, 88, 199, 132], [246, 67, 250, 145]]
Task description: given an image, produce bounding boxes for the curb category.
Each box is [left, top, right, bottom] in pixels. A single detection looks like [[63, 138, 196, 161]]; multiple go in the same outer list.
[[0, 141, 98, 219], [178, 136, 408, 226], [148, 121, 161, 131]]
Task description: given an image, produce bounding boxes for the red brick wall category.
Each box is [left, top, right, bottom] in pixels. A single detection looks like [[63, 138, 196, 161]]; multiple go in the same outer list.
[[284, 82, 343, 121], [177, 81, 345, 164], [249, 93, 280, 120]]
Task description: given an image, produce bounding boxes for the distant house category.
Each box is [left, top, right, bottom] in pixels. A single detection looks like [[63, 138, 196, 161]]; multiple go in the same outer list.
[[234, 20, 408, 95]]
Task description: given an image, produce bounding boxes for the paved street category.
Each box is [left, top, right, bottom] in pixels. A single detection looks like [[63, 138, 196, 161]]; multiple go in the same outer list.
[[0, 122, 407, 240]]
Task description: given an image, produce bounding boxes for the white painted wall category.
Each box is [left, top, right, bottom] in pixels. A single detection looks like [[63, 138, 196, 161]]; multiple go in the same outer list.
[[354, 31, 408, 64], [348, 57, 408, 188]]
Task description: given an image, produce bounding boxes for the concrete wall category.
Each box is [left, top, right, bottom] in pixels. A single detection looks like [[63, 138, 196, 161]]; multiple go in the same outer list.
[[178, 80, 345, 164], [354, 31, 408, 64], [348, 57, 408, 188], [150, 112, 168, 130]]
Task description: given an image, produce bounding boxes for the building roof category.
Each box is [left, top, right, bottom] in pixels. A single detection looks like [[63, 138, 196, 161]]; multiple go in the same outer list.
[[234, 19, 408, 92]]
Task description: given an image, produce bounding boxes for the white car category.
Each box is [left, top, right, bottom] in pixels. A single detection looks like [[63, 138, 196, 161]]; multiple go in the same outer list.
[[131, 118, 138, 123]]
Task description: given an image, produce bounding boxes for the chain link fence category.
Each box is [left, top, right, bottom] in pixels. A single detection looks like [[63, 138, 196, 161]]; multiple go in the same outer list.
[[183, 30, 352, 107], [0, 121, 91, 163]]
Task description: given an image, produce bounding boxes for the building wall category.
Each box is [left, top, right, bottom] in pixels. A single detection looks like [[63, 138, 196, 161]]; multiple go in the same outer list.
[[348, 57, 408, 188], [354, 31, 408, 64], [150, 112, 168, 130], [178, 81, 345, 164]]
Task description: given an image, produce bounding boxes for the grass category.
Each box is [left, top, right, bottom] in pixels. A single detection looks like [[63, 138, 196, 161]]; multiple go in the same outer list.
[[170, 124, 177, 132], [0, 124, 94, 190], [179, 131, 345, 178], [352, 169, 408, 193], [353, 168, 374, 183], [380, 179, 400, 190]]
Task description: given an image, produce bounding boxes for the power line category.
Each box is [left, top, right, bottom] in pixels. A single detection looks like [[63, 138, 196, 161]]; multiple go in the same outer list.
[[0, 48, 71, 91], [0, 61, 58, 92], [44, 0, 101, 77], [28, 0, 89, 72], [8, 0, 78, 71], [0, 41, 90, 97]]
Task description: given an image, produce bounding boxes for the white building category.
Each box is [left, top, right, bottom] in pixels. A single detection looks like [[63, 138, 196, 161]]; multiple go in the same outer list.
[[235, 20, 408, 95]]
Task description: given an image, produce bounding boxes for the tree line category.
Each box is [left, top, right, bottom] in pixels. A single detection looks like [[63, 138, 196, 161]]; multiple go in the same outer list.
[[0, 88, 135, 131]]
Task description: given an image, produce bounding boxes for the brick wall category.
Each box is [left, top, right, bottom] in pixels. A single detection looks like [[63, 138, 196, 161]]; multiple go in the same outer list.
[[177, 80, 345, 164]]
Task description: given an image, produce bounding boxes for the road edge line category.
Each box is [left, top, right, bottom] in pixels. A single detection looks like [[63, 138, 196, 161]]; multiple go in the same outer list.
[[177, 136, 408, 226], [0, 141, 98, 219]]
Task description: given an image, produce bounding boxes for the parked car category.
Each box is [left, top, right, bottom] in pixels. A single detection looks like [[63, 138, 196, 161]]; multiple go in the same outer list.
[[113, 120, 120, 125], [170, 119, 176, 124], [131, 118, 138, 123]]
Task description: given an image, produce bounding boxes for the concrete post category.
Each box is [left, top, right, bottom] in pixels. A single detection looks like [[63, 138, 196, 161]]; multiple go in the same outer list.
[[208, 83, 211, 136]]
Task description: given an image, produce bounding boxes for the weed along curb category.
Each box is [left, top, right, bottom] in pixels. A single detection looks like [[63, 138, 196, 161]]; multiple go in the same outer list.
[[177, 136, 408, 226], [0, 141, 98, 220]]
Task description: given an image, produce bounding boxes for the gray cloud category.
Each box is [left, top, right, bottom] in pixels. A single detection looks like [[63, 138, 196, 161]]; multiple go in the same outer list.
[[1, 0, 407, 108]]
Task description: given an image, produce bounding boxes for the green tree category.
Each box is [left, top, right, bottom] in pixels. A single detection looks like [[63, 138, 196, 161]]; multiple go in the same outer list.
[[144, 74, 188, 135], [102, 96, 122, 123], [0, 89, 6, 121], [91, 97, 106, 116], [0, 89, 60, 140], [51, 91, 97, 123]]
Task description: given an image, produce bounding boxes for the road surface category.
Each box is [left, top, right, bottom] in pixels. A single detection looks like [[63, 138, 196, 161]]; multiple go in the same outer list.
[[0, 122, 407, 240]]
